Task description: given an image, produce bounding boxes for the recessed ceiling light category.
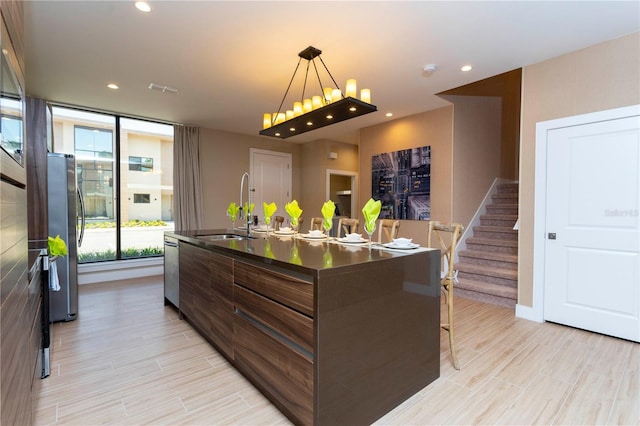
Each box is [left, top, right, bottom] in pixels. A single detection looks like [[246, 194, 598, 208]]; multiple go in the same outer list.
[[461, 65, 473, 72], [135, 1, 151, 12], [385, 112, 393, 117], [107, 83, 119, 90]]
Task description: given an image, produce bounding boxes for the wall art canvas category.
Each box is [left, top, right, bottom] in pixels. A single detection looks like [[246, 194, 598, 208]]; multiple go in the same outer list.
[[372, 146, 431, 220]]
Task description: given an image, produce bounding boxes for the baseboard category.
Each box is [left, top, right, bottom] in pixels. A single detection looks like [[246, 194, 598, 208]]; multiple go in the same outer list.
[[79, 257, 163, 285], [515, 303, 544, 323]]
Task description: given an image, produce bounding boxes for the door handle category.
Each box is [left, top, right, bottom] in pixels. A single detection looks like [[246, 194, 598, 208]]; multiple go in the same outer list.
[[548, 233, 556, 240]]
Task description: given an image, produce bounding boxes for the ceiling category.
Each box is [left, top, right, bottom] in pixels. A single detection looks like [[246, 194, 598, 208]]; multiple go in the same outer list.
[[23, 1, 639, 144]]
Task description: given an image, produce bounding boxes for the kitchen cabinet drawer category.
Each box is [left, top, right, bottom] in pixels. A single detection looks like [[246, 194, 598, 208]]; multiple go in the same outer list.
[[234, 261, 313, 317], [180, 243, 234, 359], [234, 284, 313, 355], [234, 312, 313, 425]]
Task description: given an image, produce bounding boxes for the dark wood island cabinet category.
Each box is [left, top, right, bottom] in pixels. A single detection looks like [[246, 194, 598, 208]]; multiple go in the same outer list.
[[168, 230, 440, 425]]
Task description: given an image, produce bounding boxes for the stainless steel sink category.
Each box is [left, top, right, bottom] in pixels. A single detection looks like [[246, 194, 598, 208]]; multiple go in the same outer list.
[[195, 233, 250, 241]]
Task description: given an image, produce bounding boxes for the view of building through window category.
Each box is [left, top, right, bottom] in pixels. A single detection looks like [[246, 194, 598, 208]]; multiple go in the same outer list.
[[52, 107, 174, 262]]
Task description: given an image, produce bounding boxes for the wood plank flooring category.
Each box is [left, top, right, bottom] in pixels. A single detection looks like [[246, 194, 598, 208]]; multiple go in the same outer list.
[[34, 276, 639, 425]]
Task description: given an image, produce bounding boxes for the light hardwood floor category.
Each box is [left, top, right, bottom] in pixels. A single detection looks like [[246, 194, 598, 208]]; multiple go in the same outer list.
[[34, 276, 639, 425]]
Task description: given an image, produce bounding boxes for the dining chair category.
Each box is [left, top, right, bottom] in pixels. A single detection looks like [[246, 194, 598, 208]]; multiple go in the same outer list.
[[309, 217, 323, 231], [427, 220, 464, 370], [337, 218, 359, 238], [273, 215, 285, 231], [377, 219, 400, 243]]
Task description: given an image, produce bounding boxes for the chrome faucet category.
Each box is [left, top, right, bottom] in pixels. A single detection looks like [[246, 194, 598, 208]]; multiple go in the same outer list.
[[239, 172, 252, 236]]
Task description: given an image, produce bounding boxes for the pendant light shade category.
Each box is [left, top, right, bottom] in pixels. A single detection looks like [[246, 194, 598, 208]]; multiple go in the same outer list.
[[260, 46, 377, 139]]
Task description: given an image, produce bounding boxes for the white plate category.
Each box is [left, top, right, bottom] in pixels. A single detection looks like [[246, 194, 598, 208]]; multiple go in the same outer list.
[[274, 230, 295, 235], [382, 242, 420, 250], [252, 226, 273, 232], [301, 233, 327, 239], [338, 237, 368, 244]]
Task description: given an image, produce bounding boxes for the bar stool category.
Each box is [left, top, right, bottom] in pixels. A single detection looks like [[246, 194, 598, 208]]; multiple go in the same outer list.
[[337, 218, 359, 237], [309, 217, 323, 231], [377, 219, 400, 243], [427, 220, 464, 370], [273, 215, 285, 231]]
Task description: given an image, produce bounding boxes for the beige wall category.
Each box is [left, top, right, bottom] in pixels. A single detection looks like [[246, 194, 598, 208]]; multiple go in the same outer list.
[[519, 32, 640, 307], [299, 139, 358, 226], [199, 128, 302, 229], [197, 32, 640, 311], [359, 106, 453, 246], [449, 95, 502, 224]]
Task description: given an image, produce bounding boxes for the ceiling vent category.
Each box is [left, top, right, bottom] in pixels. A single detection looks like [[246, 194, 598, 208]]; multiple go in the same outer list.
[[148, 83, 179, 94]]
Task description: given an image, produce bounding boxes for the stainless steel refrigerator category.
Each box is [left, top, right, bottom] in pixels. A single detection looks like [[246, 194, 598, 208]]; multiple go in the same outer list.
[[48, 152, 84, 322]]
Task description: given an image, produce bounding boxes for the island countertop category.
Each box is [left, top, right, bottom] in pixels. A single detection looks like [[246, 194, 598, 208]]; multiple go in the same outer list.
[[167, 228, 431, 273], [166, 228, 441, 425]]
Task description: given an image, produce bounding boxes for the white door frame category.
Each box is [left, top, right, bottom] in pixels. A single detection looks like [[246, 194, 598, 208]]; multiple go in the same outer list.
[[326, 169, 358, 218], [524, 104, 640, 323]]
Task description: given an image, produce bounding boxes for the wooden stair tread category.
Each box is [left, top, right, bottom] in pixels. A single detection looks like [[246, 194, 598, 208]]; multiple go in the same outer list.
[[455, 262, 518, 279], [480, 213, 518, 220], [458, 250, 517, 263], [456, 278, 518, 298], [473, 225, 518, 234], [466, 237, 518, 248]]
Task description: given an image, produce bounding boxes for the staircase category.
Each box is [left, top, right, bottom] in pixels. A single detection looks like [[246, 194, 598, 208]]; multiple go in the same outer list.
[[455, 183, 518, 308]]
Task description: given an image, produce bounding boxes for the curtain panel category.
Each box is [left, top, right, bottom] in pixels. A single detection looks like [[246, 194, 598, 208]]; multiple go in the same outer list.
[[173, 125, 204, 231]]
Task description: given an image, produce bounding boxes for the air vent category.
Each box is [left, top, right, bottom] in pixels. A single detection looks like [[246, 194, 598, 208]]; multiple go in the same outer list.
[[148, 83, 179, 94]]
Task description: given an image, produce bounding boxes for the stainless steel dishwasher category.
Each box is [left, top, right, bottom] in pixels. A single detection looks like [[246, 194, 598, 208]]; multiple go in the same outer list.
[[163, 235, 179, 309]]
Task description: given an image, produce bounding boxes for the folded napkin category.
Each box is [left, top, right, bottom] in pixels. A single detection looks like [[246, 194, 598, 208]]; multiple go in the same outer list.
[[285, 200, 303, 227], [263, 201, 277, 225], [243, 202, 254, 221], [226, 202, 239, 222], [48, 235, 68, 257], [321, 200, 336, 230], [362, 198, 382, 234]]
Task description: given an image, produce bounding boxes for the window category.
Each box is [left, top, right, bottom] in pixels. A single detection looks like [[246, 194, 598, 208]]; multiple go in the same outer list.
[[52, 107, 174, 263], [74, 126, 114, 221], [133, 193, 150, 204], [129, 156, 153, 172]]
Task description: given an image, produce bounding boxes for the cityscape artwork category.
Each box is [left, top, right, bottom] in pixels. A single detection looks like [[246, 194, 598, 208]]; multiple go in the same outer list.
[[372, 146, 431, 220]]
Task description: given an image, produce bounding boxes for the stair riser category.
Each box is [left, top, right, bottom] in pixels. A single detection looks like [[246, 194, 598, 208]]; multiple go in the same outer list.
[[480, 218, 518, 227], [458, 271, 517, 287], [473, 230, 518, 241], [496, 184, 519, 194], [458, 255, 517, 270], [466, 242, 518, 255], [491, 195, 518, 204], [486, 206, 519, 215]]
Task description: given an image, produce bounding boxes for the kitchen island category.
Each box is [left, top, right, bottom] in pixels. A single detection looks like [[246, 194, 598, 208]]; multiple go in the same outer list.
[[166, 229, 440, 425]]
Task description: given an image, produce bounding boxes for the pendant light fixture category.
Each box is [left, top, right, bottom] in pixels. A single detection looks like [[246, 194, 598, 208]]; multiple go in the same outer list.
[[259, 46, 377, 139]]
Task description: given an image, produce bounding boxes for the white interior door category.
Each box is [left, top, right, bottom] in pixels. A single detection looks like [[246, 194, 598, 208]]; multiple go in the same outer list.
[[544, 115, 640, 342], [250, 149, 292, 223]]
